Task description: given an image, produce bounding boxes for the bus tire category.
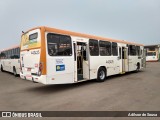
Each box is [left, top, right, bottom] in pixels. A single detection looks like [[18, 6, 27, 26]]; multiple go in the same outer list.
[[1, 65, 4, 72], [136, 63, 140, 72], [13, 67, 18, 77], [97, 67, 106, 82]]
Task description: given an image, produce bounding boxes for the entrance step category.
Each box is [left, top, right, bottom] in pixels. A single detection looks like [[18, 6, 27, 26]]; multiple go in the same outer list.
[[120, 72, 126, 74], [78, 74, 83, 80]]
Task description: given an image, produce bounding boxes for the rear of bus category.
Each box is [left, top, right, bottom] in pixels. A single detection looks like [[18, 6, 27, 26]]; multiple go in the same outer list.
[[20, 27, 74, 85], [146, 51, 158, 62], [20, 27, 46, 84]]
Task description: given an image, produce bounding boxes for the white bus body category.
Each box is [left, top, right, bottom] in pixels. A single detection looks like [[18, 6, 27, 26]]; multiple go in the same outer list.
[[20, 27, 146, 84], [146, 51, 159, 62], [0, 59, 20, 76], [0, 46, 20, 76]]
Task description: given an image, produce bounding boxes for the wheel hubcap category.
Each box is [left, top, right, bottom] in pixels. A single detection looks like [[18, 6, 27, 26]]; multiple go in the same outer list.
[[99, 71, 105, 80]]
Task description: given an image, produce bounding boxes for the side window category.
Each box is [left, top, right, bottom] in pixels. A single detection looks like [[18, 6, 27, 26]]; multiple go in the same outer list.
[[13, 49, 15, 55], [15, 48, 18, 55], [127, 44, 130, 55], [136, 46, 140, 56], [6, 51, 8, 59], [149, 48, 155, 51], [10, 50, 13, 59], [11, 49, 13, 56], [129, 45, 136, 56], [89, 39, 99, 56], [9, 50, 11, 58], [18, 48, 20, 55], [119, 47, 121, 59], [141, 49, 143, 56], [99, 40, 111, 56], [47, 33, 72, 56], [9, 50, 11, 59], [112, 42, 118, 56], [5, 51, 8, 59], [0, 52, 6, 58]]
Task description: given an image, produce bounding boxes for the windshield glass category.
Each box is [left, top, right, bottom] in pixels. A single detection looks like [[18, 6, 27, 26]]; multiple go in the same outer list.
[[147, 52, 156, 56]]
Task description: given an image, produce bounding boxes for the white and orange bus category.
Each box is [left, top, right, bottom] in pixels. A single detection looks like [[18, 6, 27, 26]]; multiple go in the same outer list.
[[146, 50, 159, 62], [20, 26, 146, 84], [0, 45, 20, 76]]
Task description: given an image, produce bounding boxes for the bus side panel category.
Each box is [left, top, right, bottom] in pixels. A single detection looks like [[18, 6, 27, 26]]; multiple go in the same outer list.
[[89, 56, 120, 79], [1, 59, 11, 72], [146, 50, 158, 62], [46, 57, 75, 84], [128, 56, 138, 71], [146, 56, 158, 61], [10, 59, 20, 74], [89, 56, 99, 79]]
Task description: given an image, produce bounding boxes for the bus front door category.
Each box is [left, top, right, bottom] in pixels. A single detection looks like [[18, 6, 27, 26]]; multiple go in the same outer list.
[[75, 42, 89, 81], [122, 47, 129, 73]]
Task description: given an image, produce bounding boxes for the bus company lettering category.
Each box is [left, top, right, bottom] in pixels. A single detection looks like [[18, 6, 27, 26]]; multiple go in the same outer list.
[[56, 59, 64, 64], [31, 50, 40, 55], [106, 60, 114, 64]]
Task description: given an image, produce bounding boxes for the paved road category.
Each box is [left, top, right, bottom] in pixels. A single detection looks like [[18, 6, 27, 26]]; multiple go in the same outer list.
[[0, 62, 160, 119]]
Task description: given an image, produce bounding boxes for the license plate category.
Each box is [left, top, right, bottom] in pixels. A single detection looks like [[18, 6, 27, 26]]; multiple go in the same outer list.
[[27, 68, 31, 71]]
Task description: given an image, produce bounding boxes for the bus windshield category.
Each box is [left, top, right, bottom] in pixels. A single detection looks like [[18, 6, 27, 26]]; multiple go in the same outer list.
[[147, 52, 156, 56]]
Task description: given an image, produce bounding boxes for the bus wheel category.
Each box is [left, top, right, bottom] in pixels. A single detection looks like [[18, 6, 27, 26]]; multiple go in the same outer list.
[[13, 67, 18, 77], [97, 67, 106, 82], [1, 65, 4, 72], [136, 63, 140, 72]]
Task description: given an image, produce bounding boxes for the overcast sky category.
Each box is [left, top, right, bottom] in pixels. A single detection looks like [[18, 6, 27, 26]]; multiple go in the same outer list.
[[0, 0, 160, 50]]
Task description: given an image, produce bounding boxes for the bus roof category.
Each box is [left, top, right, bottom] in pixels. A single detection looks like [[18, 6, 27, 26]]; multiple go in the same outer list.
[[24, 26, 144, 46], [145, 44, 160, 48], [0, 45, 19, 53]]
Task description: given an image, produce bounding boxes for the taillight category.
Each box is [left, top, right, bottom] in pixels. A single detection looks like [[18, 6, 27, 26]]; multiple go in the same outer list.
[[38, 62, 43, 76]]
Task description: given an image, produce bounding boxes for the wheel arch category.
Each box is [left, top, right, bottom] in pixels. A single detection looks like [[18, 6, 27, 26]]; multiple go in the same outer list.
[[137, 62, 140, 69], [97, 66, 107, 76]]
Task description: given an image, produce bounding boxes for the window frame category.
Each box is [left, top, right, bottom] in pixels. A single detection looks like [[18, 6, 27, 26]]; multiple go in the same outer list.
[[99, 40, 111, 56], [112, 42, 118, 56], [47, 33, 72, 57], [29, 32, 38, 41], [129, 45, 137, 56], [89, 39, 99, 56], [136, 46, 141, 56]]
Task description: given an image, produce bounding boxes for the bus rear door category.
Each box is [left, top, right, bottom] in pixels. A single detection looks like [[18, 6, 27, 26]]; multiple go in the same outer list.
[[122, 47, 129, 73], [75, 41, 90, 81]]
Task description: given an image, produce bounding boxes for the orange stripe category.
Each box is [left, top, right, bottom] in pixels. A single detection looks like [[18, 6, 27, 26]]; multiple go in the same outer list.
[[44, 26, 144, 46], [40, 27, 47, 75], [22, 26, 143, 46]]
